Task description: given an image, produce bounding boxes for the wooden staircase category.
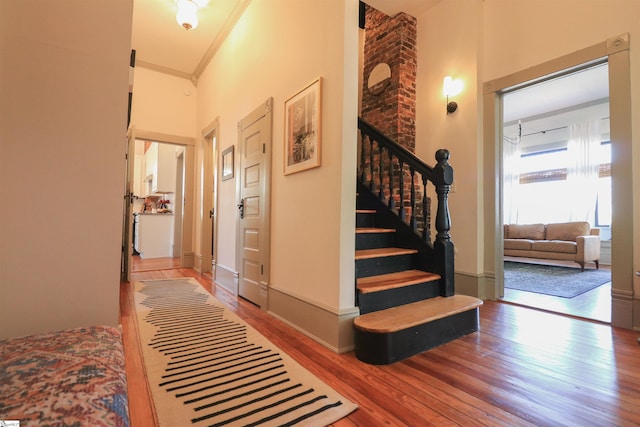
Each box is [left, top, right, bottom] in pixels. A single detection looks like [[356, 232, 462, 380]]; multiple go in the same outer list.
[[354, 118, 483, 365], [353, 206, 482, 365]]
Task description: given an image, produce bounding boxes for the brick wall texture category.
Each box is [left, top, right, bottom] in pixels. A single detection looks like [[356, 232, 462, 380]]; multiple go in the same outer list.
[[361, 6, 417, 152], [361, 6, 428, 235]]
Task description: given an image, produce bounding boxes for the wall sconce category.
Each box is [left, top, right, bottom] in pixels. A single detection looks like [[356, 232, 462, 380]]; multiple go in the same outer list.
[[176, 0, 208, 30], [443, 76, 463, 114]]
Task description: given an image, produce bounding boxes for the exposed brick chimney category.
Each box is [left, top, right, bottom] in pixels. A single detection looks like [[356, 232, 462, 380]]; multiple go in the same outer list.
[[361, 5, 417, 152]]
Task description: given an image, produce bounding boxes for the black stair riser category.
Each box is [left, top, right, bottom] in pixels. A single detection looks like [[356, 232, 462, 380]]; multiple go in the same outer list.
[[356, 254, 414, 278], [356, 212, 375, 228], [355, 232, 394, 250], [354, 308, 480, 365], [358, 281, 440, 314]]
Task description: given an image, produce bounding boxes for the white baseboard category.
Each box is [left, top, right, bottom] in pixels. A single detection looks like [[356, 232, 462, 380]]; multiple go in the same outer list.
[[182, 252, 194, 268], [214, 263, 238, 296], [268, 285, 359, 353]]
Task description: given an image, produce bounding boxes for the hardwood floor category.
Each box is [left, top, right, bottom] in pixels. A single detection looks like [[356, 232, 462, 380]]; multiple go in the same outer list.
[[121, 265, 640, 426], [131, 255, 181, 272], [502, 257, 611, 323]]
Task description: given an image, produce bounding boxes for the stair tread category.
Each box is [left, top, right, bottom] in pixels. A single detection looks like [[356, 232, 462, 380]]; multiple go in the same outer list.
[[355, 247, 418, 260], [356, 209, 376, 214], [356, 227, 395, 234], [353, 295, 483, 333], [357, 270, 440, 294]]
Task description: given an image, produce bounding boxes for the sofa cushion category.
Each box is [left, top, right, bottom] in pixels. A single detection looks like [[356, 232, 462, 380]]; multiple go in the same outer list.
[[504, 239, 534, 251], [531, 240, 577, 254], [506, 223, 546, 240], [545, 221, 590, 242]]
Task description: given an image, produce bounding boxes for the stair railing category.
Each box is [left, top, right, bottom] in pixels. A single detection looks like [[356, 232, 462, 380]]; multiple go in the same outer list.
[[358, 117, 455, 296]]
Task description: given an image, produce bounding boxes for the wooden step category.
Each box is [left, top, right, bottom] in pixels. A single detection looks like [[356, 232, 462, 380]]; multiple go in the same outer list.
[[356, 209, 377, 228], [356, 227, 395, 234], [354, 295, 482, 333], [355, 247, 417, 260], [357, 270, 440, 294], [353, 295, 483, 364]]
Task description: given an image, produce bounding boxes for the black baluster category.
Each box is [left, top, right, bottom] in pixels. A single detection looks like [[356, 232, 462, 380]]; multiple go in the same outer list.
[[434, 149, 454, 296], [422, 175, 429, 243], [379, 146, 384, 201], [399, 160, 405, 221], [359, 130, 366, 184], [368, 139, 374, 191], [410, 167, 416, 231], [388, 151, 395, 210]]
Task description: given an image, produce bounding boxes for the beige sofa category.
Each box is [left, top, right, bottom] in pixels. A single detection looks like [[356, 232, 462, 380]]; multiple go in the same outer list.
[[504, 222, 600, 271]]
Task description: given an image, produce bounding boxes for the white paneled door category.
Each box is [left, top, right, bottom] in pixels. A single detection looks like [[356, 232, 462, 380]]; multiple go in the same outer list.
[[237, 99, 272, 309]]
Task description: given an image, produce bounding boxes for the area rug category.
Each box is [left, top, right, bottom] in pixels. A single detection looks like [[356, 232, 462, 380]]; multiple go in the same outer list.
[[134, 278, 357, 426], [504, 261, 611, 298]]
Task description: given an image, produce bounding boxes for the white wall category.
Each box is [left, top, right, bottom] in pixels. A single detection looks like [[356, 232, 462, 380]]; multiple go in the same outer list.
[[0, 0, 133, 338], [416, 0, 640, 320], [130, 67, 197, 137], [196, 0, 359, 311], [416, 0, 484, 275]]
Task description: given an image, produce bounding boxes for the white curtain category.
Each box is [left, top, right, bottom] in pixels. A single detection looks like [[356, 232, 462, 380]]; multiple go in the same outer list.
[[567, 120, 601, 223], [503, 138, 521, 225]]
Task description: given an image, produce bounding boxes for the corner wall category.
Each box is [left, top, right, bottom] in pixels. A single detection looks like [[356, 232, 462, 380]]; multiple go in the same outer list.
[[416, 0, 640, 330], [196, 0, 360, 350], [0, 0, 133, 338]]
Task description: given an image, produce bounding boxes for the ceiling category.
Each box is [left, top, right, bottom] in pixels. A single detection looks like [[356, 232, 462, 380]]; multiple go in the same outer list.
[[130, 0, 441, 80], [364, 0, 443, 17], [503, 63, 609, 124], [131, 0, 608, 121], [131, 0, 248, 79]]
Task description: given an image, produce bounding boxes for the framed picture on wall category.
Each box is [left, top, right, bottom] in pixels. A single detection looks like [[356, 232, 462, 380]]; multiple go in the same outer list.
[[284, 77, 322, 175], [221, 145, 234, 181]]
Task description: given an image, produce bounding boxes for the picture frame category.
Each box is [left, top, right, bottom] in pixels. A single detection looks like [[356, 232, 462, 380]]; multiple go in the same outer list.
[[221, 145, 234, 181], [284, 77, 322, 175]]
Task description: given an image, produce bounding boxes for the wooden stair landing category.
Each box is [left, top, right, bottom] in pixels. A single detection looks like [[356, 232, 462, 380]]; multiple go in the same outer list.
[[354, 295, 482, 333], [354, 194, 479, 365], [353, 295, 483, 365]]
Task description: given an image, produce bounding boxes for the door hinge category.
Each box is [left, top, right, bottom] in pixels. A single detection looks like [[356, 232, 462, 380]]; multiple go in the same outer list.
[[263, 144, 265, 154], [261, 265, 264, 275]]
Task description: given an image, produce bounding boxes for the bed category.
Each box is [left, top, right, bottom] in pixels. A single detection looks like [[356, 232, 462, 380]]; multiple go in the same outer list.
[[0, 325, 129, 427]]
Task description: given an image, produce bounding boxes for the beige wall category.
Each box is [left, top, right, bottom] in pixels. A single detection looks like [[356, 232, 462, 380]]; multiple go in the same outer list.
[[416, 0, 484, 277], [0, 0, 133, 339], [416, 0, 640, 327], [196, 0, 359, 320], [130, 67, 198, 138]]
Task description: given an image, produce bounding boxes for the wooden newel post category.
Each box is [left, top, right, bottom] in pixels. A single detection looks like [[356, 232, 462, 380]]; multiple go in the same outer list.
[[434, 149, 454, 296]]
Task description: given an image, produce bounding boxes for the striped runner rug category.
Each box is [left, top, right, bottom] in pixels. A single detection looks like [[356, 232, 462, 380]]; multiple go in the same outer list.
[[134, 278, 357, 426]]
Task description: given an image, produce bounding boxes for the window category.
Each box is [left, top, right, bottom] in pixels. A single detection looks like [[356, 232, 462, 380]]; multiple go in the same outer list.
[[509, 142, 611, 226]]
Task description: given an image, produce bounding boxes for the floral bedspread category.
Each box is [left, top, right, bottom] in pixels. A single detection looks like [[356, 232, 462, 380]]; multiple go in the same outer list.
[[0, 326, 129, 427]]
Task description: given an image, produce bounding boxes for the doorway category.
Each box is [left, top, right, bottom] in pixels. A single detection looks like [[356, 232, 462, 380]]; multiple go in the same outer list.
[[121, 129, 197, 277], [482, 33, 634, 329], [131, 140, 184, 271], [500, 64, 612, 323], [200, 118, 219, 276]]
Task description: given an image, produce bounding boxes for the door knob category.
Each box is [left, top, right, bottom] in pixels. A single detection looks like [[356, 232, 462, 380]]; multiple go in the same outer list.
[[237, 199, 244, 219]]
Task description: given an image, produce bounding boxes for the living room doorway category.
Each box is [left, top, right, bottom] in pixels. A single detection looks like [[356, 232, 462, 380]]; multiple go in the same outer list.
[[484, 33, 634, 330], [498, 63, 612, 323]]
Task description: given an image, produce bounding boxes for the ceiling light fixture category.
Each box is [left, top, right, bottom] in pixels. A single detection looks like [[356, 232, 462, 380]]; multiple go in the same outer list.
[[176, 0, 199, 30]]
